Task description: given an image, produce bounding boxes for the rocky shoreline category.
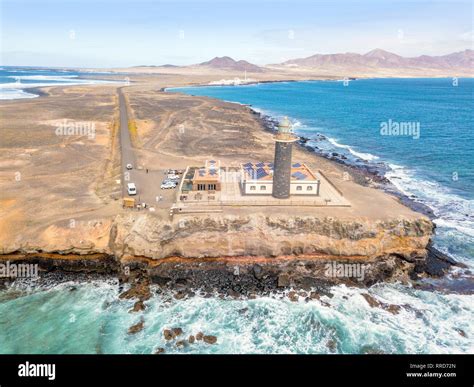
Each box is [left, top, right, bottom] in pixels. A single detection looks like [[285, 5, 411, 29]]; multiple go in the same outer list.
[[250, 107, 438, 219], [0, 245, 463, 296], [0, 83, 464, 296]]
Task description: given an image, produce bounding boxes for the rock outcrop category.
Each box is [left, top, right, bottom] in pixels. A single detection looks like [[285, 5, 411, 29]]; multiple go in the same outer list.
[[0, 212, 448, 290], [111, 213, 433, 260]]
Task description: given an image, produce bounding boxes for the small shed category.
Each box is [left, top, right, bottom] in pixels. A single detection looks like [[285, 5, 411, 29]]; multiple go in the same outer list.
[[123, 197, 135, 208]]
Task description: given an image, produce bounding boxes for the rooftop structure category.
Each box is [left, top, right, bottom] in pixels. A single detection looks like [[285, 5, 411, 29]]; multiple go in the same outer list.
[[191, 160, 221, 191], [240, 161, 320, 195]]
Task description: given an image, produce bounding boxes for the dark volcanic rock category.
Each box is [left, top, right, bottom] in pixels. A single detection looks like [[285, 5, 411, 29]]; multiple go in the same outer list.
[[129, 300, 146, 313], [164, 328, 183, 340], [172, 327, 183, 337], [362, 293, 379, 308], [163, 329, 174, 340], [119, 279, 151, 301], [288, 291, 299, 302], [203, 335, 217, 344], [362, 294, 400, 315], [455, 328, 467, 338], [174, 291, 187, 300], [278, 273, 291, 287], [326, 340, 337, 352], [128, 319, 144, 334], [425, 243, 464, 277], [253, 264, 264, 279]]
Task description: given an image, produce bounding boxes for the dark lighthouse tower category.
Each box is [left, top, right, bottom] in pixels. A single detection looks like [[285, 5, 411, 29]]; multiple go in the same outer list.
[[272, 117, 298, 199]]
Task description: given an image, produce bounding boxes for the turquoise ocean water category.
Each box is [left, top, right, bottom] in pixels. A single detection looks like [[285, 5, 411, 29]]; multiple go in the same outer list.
[[0, 78, 472, 354]]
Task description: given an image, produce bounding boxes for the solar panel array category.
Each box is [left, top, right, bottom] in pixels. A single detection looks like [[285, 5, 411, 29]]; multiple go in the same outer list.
[[242, 161, 312, 181], [291, 171, 307, 180], [256, 168, 269, 179]]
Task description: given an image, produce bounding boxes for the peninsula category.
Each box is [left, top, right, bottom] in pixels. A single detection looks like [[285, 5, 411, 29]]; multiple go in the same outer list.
[[1, 53, 468, 293]]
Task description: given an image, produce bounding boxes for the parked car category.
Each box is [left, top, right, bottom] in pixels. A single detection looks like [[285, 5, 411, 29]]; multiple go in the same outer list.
[[161, 181, 176, 189], [127, 183, 137, 195], [167, 174, 180, 180], [126, 163, 133, 170]]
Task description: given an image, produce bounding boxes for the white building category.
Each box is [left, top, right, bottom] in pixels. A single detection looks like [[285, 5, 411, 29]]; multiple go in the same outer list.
[[240, 162, 320, 196]]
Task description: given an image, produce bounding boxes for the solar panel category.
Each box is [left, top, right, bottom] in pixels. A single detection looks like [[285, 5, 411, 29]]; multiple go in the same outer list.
[[209, 160, 216, 164], [291, 171, 307, 180], [199, 169, 206, 176], [256, 162, 265, 168], [292, 163, 302, 168], [209, 170, 217, 176], [267, 163, 274, 168], [244, 167, 255, 179], [256, 167, 268, 179], [243, 162, 253, 168]]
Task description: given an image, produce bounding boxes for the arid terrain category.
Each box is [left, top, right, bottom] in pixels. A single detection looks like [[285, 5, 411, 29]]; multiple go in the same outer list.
[[0, 64, 453, 287], [0, 67, 430, 264]]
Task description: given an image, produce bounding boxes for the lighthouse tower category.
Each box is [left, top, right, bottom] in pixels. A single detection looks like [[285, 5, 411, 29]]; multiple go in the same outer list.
[[272, 117, 298, 199]]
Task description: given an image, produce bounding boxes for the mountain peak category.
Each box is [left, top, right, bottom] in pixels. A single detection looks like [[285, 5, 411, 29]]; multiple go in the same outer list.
[[364, 49, 401, 59], [201, 56, 236, 66], [199, 56, 263, 72]]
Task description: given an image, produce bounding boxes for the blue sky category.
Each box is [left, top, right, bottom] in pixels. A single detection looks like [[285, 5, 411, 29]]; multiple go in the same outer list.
[[1, 0, 472, 67]]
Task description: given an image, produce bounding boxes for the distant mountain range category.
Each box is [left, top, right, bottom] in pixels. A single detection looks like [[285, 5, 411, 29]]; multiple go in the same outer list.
[[130, 49, 473, 75], [279, 49, 474, 69]]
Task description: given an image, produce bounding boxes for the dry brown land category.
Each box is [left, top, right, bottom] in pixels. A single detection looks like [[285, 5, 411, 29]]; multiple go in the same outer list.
[[0, 84, 122, 252], [124, 85, 418, 222], [0, 68, 429, 258]]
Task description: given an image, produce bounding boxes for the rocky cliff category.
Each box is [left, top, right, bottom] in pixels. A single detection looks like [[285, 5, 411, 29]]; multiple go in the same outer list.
[[111, 213, 433, 260], [1, 212, 454, 289], [1, 212, 433, 261]]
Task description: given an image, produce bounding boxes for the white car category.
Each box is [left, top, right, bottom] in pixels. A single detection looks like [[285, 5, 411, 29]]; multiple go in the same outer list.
[[167, 174, 180, 180], [160, 181, 176, 189], [127, 183, 137, 195], [126, 163, 133, 170]]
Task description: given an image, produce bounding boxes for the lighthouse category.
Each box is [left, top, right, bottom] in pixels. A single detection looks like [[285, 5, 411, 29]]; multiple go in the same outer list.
[[272, 117, 298, 199]]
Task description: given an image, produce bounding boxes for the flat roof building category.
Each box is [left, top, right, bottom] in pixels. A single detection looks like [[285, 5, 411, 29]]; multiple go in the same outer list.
[[240, 161, 320, 196], [191, 160, 221, 191]]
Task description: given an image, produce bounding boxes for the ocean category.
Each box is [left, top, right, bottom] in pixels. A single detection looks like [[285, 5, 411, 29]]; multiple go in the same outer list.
[[175, 79, 474, 266], [0, 78, 472, 354], [0, 67, 117, 100]]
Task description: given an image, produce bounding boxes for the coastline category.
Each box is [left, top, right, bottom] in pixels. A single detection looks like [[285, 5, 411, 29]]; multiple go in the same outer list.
[[1, 76, 472, 356], [249, 104, 438, 219], [0, 77, 466, 295]]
